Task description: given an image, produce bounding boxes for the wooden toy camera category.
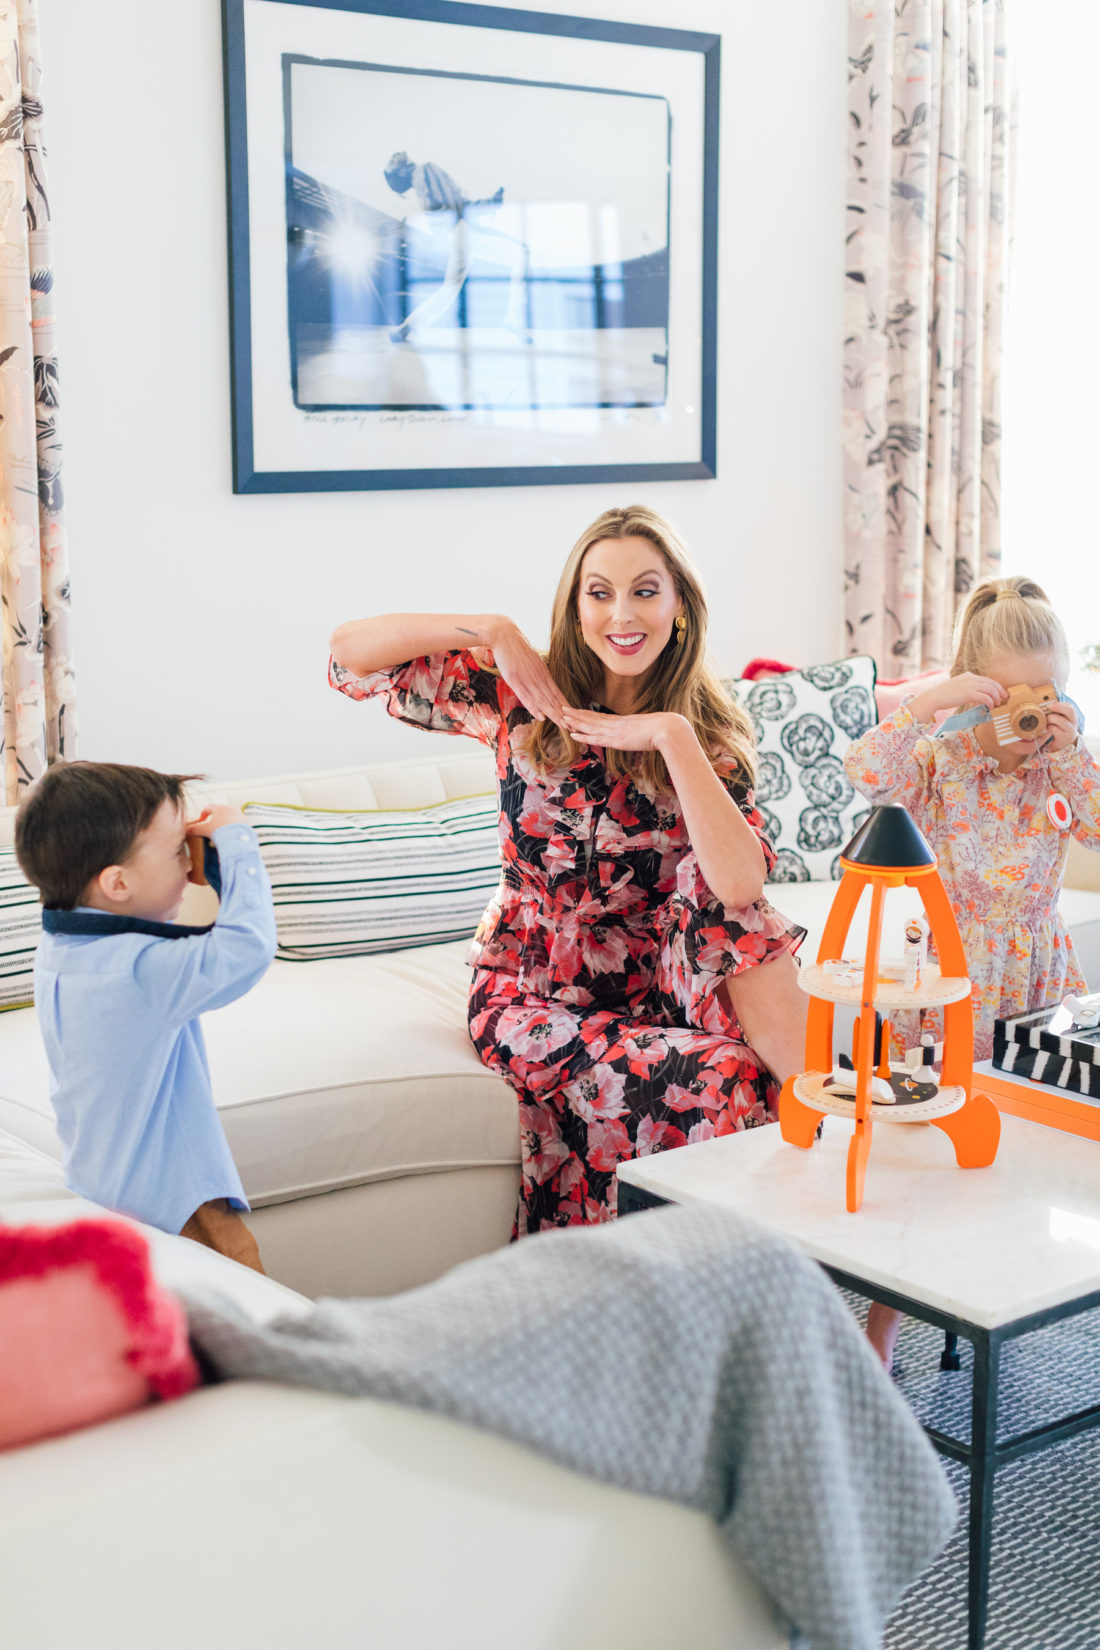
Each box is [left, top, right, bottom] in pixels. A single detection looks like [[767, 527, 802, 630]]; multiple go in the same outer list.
[[990, 682, 1058, 746], [187, 833, 209, 886]]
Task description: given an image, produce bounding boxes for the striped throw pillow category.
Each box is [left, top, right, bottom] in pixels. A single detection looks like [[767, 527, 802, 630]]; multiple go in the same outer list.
[[0, 846, 40, 1009], [243, 795, 501, 961]]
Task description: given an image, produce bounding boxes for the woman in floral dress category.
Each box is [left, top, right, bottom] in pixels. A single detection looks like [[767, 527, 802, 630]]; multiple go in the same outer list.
[[330, 505, 807, 1233]]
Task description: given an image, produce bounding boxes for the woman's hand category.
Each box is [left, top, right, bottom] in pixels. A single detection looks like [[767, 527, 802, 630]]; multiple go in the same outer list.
[[488, 619, 572, 726], [560, 708, 683, 754], [909, 673, 1007, 726]]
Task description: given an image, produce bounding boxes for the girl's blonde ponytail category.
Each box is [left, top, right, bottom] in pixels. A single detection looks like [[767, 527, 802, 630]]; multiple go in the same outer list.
[[951, 576, 1070, 684]]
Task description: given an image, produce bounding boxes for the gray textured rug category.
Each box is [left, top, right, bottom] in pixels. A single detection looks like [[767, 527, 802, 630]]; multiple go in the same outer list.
[[871, 1303, 1100, 1650]]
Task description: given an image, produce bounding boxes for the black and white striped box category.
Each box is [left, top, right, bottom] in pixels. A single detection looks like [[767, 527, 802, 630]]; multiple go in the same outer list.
[[993, 1006, 1100, 1100]]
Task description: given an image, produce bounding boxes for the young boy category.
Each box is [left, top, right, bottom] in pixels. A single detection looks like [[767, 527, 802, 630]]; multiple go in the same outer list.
[[15, 762, 277, 1271]]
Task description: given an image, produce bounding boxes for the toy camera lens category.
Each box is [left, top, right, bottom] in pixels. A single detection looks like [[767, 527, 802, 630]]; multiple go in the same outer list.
[[1018, 712, 1040, 733]]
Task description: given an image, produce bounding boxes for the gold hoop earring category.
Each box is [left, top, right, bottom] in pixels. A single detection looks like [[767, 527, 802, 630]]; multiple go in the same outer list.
[[675, 615, 686, 645]]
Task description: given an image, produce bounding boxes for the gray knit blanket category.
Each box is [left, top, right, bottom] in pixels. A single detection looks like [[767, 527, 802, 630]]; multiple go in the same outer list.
[[185, 1204, 955, 1650]]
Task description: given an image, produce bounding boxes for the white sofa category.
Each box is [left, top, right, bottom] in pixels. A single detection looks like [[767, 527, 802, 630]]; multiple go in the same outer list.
[[2, 750, 1099, 1301], [0, 1130, 787, 1650]]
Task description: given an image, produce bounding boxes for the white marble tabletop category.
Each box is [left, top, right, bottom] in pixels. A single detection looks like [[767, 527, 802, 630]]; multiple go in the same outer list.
[[617, 1114, 1100, 1329]]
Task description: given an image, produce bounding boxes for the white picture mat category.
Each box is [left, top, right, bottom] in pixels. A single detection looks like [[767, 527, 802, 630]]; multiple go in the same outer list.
[[242, 0, 706, 475]]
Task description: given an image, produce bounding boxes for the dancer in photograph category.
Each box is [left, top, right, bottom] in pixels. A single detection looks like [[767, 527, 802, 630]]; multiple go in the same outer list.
[[383, 150, 530, 341]]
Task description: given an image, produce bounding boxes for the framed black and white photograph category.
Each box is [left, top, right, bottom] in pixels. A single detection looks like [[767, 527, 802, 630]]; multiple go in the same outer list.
[[222, 0, 719, 492]]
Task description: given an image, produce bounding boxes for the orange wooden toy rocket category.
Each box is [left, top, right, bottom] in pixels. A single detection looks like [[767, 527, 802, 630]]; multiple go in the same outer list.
[[778, 804, 1001, 1211]]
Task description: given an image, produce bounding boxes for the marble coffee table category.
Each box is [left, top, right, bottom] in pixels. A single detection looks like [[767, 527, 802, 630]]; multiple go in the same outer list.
[[617, 1113, 1100, 1650]]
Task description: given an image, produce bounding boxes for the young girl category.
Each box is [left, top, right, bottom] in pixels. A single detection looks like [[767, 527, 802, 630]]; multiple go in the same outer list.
[[846, 576, 1100, 1066], [845, 577, 1100, 1364], [329, 505, 808, 1234]]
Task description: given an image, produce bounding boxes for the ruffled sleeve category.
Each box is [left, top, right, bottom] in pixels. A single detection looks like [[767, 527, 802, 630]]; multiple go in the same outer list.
[[328, 648, 506, 749], [843, 701, 939, 811], [674, 786, 778, 907]]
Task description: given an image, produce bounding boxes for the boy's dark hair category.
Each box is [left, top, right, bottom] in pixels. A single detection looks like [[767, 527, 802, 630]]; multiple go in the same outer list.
[[15, 761, 202, 909]]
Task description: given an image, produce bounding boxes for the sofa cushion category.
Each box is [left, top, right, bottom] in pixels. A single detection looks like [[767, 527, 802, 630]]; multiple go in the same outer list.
[[0, 1371, 783, 1650], [0, 941, 520, 1209], [244, 794, 501, 960], [726, 657, 878, 882], [0, 845, 39, 1010]]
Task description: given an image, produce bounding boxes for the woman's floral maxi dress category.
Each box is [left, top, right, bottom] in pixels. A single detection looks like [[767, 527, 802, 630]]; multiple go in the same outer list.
[[331, 649, 804, 1233], [844, 702, 1100, 1062]]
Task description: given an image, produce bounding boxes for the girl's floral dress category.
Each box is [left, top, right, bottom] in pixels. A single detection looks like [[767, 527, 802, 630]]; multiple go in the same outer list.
[[844, 702, 1100, 1061], [331, 648, 804, 1233]]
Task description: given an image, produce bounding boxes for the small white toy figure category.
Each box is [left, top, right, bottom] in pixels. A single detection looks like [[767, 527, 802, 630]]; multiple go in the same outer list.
[[903, 1032, 943, 1072], [904, 916, 929, 992]]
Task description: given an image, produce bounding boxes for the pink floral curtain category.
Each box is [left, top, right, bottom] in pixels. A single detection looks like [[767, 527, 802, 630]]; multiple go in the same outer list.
[[0, 0, 74, 803], [843, 0, 1017, 673]]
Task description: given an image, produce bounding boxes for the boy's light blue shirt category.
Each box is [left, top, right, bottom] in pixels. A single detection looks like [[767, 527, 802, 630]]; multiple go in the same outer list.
[[33, 823, 277, 1234]]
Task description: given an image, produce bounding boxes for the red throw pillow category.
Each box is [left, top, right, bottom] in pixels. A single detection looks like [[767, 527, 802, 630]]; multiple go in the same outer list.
[[0, 1219, 199, 1451]]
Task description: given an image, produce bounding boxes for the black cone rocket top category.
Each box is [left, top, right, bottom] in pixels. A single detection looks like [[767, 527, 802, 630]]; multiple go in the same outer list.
[[840, 804, 936, 872]]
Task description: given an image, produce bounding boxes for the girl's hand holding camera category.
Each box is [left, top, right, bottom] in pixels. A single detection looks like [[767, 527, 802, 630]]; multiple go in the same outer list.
[[909, 673, 1077, 752], [908, 673, 1007, 726], [1038, 699, 1079, 753]]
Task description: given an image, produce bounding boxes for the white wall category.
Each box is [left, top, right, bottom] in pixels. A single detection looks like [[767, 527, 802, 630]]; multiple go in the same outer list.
[[38, 0, 846, 780]]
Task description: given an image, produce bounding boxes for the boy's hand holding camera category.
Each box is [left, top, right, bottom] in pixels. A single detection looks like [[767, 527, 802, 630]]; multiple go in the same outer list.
[[186, 804, 247, 838], [185, 805, 248, 885]]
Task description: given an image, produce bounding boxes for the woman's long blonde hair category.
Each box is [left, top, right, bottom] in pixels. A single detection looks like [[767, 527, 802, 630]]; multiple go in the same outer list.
[[951, 575, 1069, 684], [523, 505, 757, 794]]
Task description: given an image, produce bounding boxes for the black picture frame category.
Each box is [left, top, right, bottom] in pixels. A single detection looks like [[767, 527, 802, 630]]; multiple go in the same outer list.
[[223, 0, 719, 493]]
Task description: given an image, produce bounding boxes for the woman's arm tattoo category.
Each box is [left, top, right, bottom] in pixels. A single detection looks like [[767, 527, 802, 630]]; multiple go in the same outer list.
[[456, 626, 480, 639]]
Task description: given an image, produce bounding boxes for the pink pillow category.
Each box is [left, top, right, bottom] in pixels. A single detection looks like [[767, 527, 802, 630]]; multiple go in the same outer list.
[[874, 669, 951, 725], [0, 1219, 199, 1451]]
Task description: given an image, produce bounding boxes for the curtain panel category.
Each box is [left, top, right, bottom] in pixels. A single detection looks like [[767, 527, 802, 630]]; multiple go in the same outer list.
[[844, 0, 1016, 673], [0, 0, 73, 804]]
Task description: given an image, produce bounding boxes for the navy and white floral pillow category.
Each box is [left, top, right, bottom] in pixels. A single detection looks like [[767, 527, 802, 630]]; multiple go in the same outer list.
[[725, 657, 878, 882]]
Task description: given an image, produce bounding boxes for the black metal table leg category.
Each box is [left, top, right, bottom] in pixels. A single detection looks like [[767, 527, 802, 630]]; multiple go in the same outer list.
[[617, 1181, 669, 1216], [968, 1329, 1001, 1650], [941, 1331, 962, 1371]]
